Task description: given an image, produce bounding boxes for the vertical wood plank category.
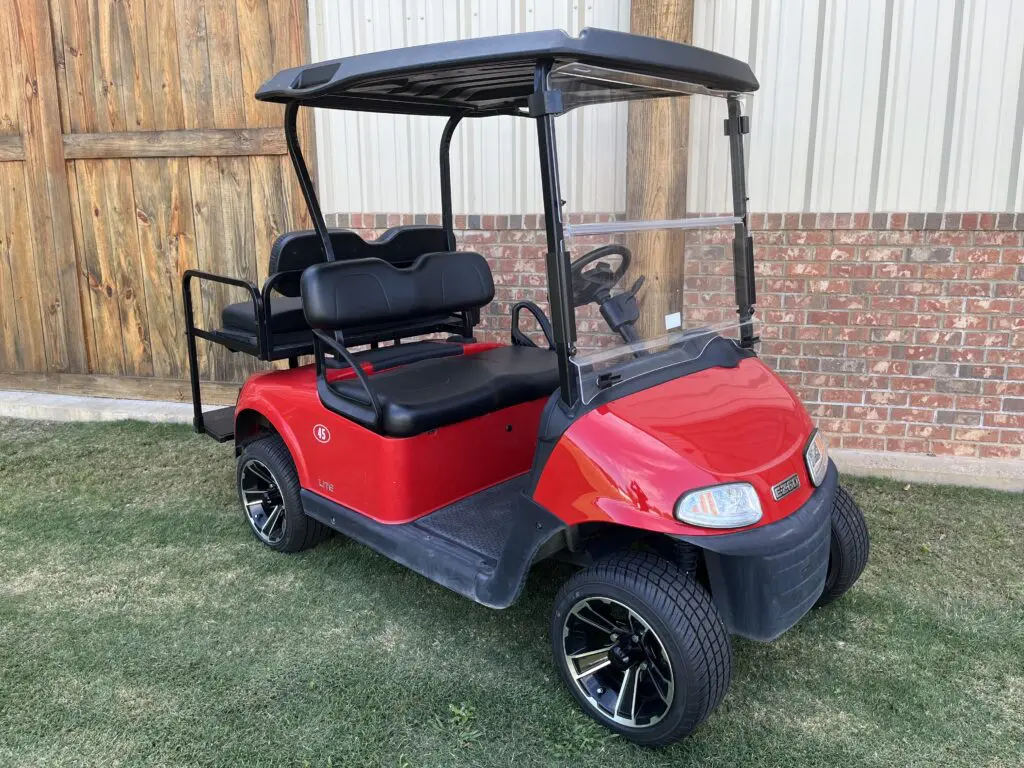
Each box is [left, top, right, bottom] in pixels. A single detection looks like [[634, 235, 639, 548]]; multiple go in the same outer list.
[[13, 0, 88, 372], [132, 156, 197, 379], [114, 0, 155, 131], [174, 0, 216, 130], [104, 158, 153, 376], [0, 168, 21, 372], [65, 160, 97, 371], [73, 158, 125, 375], [0, 163, 46, 372], [145, 0, 186, 130], [188, 155, 232, 381]]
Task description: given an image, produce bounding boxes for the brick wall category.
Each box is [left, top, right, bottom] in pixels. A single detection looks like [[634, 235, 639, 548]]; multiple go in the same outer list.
[[330, 211, 1024, 460]]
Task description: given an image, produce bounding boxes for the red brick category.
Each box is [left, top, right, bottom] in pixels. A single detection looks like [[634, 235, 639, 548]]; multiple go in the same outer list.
[[847, 406, 888, 420], [984, 413, 1024, 428], [953, 427, 1000, 443], [928, 441, 979, 457], [829, 262, 875, 278], [871, 297, 916, 311], [908, 393, 955, 409], [974, 231, 1022, 246], [835, 230, 877, 245], [841, 436, 886, 450], [785, 262, 829, 276], [864, 421, 907, 436], [926, 230, 971, 245], [891, 407, 936, 421], [965, 298, 1013, 313], [819, 418, 860, 434], [865, 391, 907, 406], [822, 389, 864, 404], [875, 263, 918, 278], [964, 331, 1009, 347], [787, 230, 831, 245], [969, 264, 1018, 280], [886, 438, 929, 453], [850, 311, 895, 326], [980, 444, 1022, 458], [907, 424, 952, 440], [919, 264, 968, 280]]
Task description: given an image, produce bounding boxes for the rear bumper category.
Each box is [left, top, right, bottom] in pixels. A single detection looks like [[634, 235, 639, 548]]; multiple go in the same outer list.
[[679, 461, 838, 641]]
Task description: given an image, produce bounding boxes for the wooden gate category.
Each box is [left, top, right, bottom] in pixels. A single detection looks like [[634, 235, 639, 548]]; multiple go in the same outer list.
[[0, 0, 312, 402]]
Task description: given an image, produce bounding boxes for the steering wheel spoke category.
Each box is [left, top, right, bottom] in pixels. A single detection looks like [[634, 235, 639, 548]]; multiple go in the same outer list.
[[569, 245, 633, 308]]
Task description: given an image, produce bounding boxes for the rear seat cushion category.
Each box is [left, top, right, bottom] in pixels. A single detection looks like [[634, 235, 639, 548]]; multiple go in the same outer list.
[[328, 346, 559, 437], [270, 225, 449, 296], [222, 296, 308, 334]]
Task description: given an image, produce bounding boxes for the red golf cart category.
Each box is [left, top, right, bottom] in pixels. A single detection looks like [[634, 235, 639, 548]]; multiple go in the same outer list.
[[182, 28, 869, 746]]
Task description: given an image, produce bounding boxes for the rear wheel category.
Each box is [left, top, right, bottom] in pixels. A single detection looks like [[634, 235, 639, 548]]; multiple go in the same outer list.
[[551, 551, 731, 747], [236, 435, 327, 553], [814, 485, 869, 608]]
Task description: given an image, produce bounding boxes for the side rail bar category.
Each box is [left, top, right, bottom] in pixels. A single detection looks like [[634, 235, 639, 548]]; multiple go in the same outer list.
[[182, 270, 262, 434], [311, 329, 383, 429]]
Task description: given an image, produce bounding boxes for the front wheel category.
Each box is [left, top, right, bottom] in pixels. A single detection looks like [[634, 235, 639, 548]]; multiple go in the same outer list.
[[551, 551, 732, 747], [814, 485, 870, 608]]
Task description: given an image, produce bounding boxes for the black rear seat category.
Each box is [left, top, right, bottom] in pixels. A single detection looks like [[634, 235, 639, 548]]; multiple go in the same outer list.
[[217, 225, 469, 354], [303, 251, 559, 436]]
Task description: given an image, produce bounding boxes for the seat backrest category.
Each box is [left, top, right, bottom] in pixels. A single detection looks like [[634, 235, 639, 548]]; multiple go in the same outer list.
[[301, 251, 494, 334], [269, 225, 450, 296]]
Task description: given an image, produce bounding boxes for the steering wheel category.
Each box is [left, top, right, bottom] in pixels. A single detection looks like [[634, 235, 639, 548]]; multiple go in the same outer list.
[[569, 245, 632, 307]]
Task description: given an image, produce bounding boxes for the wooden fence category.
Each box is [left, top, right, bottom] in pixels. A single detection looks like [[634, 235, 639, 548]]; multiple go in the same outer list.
[[0, 0, 312, 402]]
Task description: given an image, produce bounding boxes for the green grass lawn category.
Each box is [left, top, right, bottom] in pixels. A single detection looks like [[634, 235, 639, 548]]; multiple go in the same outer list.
[[0, 418, 1021, 767]]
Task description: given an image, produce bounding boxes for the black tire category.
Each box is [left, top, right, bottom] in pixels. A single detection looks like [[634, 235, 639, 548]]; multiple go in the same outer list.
[[551, 551, 732, 747], [236, 434, 328, 553], [814, 485, 869, 608]]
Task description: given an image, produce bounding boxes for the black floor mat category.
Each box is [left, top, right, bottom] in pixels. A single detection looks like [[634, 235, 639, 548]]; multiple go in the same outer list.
[[412, 475, 528, 562]]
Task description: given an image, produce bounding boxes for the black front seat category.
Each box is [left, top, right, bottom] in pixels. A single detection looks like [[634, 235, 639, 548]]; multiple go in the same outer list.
[[302, 250, 560, 436], [328, 346, 559, 436]]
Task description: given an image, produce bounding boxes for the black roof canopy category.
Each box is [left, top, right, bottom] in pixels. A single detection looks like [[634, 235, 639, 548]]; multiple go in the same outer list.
[[256, 28, 758, 117]]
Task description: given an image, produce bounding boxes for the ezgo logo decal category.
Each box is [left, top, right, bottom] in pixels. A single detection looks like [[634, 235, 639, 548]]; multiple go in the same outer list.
[[313, 424, 331, 444]]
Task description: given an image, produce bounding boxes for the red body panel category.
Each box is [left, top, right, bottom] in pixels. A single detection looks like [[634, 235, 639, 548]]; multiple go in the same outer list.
[[234, 343, 545, 523], [532, 358, 815, 535]]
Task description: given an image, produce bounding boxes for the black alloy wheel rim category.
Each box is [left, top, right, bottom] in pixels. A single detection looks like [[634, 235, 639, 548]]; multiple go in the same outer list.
[[239, 458, 287, 545], [562, 596, 675, 728]]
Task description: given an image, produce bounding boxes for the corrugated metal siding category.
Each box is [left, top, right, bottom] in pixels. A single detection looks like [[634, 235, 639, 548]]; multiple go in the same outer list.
[[690, 0, 1024, 213], [308, 0, 630, 215], [309, 0, 1024, 215]]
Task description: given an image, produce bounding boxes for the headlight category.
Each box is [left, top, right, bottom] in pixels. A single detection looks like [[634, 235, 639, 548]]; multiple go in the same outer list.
[[805, 429, 829, 487], [675, 483, 763, 528]]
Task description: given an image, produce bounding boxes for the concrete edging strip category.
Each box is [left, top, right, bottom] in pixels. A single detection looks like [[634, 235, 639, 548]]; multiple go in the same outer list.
[[1, 389, 1021, 492]]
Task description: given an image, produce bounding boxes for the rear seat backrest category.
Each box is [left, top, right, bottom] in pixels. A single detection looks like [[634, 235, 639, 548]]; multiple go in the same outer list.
[[301, 251, 494, 334], [269, 225, 450, 296]]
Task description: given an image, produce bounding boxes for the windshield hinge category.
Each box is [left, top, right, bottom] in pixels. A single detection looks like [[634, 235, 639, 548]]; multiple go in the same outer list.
[[528, 88, 564, 117], [723, 114, 750, 136]]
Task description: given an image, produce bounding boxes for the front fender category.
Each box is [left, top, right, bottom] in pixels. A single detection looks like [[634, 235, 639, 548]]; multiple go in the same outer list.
[[531, 358, 818, 536]]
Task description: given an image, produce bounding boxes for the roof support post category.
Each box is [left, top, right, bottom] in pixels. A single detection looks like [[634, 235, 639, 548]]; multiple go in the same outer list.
[[533, 63, 577, 407], [725, 96, 757, 347], [439, 115, 463, 251], [285, 101, 336, 263]]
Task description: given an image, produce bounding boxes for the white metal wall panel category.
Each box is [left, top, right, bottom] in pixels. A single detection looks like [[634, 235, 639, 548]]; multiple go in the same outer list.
[[310, 0, 1024, 215], [308, 0, 631, 215], [691, 0, 1024, 213]]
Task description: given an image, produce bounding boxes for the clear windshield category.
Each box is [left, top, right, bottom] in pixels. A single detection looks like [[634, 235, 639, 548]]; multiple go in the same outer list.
[[556, 94, 753, 401]]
